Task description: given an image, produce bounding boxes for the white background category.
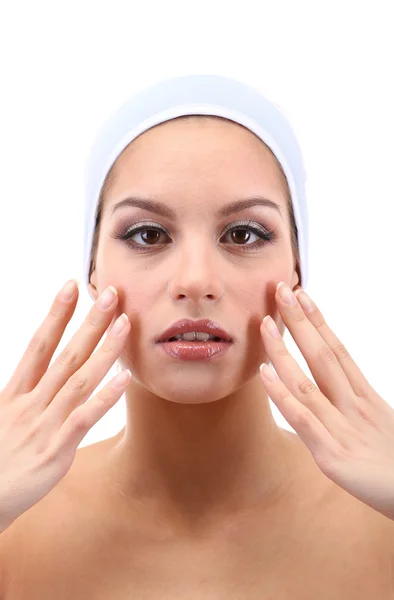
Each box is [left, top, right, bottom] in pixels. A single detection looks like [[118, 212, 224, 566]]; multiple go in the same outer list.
[[0, 0, 392, 447]]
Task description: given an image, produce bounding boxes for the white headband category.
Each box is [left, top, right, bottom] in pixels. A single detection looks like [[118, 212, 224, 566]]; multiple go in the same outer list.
[[84, 74, 309, 290]]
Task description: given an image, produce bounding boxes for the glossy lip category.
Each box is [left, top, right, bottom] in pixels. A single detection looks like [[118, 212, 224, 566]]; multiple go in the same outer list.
[[160, 340, 232, 361], [156, 319, 233, 343]]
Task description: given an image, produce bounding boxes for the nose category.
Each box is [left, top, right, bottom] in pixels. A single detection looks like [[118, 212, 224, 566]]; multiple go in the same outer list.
[[168, 243, 224, 305]]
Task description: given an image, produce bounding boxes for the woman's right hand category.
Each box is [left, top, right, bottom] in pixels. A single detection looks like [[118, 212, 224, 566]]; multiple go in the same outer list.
[[0, 279, 131, 533]]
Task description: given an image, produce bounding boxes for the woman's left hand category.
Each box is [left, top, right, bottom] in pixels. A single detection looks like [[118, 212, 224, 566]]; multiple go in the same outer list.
[[260, 281, 394, 521]]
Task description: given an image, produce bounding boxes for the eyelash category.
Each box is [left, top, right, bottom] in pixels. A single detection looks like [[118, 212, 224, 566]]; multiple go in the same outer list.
[[111, 219, 278, 252]]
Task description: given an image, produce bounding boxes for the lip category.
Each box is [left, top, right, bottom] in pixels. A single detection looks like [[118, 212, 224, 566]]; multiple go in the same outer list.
[[159, 340, 232, 361], [156, 319, 233, 343]]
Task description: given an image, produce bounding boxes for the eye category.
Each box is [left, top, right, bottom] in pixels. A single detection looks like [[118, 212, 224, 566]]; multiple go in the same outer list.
[[220, 220, 277, 251], [111, 219, 277, 252], [112, 221, 170, 250], [221, 225, 266, 245], [128, 227, 168, 246]]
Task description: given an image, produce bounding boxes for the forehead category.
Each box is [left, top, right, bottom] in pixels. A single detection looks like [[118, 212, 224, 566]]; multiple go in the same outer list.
[[105, 117, 288, 213], [116, 117, 280, 173]]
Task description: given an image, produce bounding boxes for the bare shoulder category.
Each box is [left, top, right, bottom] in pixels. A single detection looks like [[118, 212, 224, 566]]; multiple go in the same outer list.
[[2, 434, 394, 598], [0, 435, 115, 594]]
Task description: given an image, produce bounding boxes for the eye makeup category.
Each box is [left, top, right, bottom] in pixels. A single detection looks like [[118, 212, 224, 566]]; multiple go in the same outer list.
[[110, 218, 279, 253]]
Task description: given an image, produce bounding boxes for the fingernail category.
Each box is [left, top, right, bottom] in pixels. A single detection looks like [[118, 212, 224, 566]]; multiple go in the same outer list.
[[260, 363, 278, 381], [295, 290, 315, 313], [109, 313, 129, 335], [263, 315, 281, 339], [111, 369, 132, 388], [277, 282, 297, 306], [97, 286, 118, 310], [60, 279, 79, 301]]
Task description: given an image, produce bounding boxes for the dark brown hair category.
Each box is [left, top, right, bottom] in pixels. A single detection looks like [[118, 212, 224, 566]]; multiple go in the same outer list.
[[88, 115, 301, 286]]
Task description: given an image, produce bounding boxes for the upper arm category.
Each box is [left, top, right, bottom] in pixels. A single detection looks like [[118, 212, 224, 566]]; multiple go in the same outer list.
[[0, 529, 11, 596], [0, 524, 21, 597]]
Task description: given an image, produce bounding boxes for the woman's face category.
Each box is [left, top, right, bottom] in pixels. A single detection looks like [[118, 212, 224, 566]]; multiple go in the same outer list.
[[89, 117, 300, 404]]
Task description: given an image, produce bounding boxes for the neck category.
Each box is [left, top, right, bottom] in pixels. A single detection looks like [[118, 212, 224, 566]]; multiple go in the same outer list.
[[104, 374, 303, 533]]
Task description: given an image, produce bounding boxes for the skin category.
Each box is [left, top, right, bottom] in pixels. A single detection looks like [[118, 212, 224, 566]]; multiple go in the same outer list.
[[87, 117, 310, 538]]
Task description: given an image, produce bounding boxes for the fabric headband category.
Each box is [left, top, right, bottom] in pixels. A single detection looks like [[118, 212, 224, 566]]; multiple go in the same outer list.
[[83, 73, 309, 291]]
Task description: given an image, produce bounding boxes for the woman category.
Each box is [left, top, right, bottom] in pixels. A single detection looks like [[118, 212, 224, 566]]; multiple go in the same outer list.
[[1, 74, 394, 598]]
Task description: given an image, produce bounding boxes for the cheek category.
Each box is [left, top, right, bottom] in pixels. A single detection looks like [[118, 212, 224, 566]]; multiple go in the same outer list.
[[117, 276, 162, 314], [236, 278, 274, 314], [236, 277, 284, 339]]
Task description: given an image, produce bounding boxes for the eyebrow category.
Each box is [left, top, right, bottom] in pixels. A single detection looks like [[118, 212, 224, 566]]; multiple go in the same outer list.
[[111, 196, 282, 219]]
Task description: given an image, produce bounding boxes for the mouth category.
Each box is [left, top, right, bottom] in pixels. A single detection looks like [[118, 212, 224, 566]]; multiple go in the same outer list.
[[167, 334, 226, 342], [156, 319, 233, 344], [158, 336, 233, 361]]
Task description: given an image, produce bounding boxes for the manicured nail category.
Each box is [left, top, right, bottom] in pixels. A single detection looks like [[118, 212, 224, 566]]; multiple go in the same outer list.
[[109, 313, 129, 335], [111, 369, 132, 388], [60, 279, 79, 301], [260, 363, 278, 381], [263, 315, 281, 339], [277, 282, 297, 306], [295, 290, 315, 313], [97, 285, 118, 310]]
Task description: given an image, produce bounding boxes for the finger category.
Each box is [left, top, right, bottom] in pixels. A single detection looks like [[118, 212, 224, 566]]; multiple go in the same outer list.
[[4, 280, 80, 397], [43, 313, 130, 429], [49, 368, 132, 464], [274, 282, 358, 414], [259, 362, 339, 465], [261, 317, 345, 434], [34, 285, 120, 409], [295, 289, 380, 401]]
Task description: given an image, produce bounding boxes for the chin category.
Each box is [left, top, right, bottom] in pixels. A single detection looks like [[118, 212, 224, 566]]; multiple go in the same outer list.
[[120, 350, 261, 403], [165, 395, 224, 405], [127, 371, 241, 405], [157, 380, 236, 404]]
